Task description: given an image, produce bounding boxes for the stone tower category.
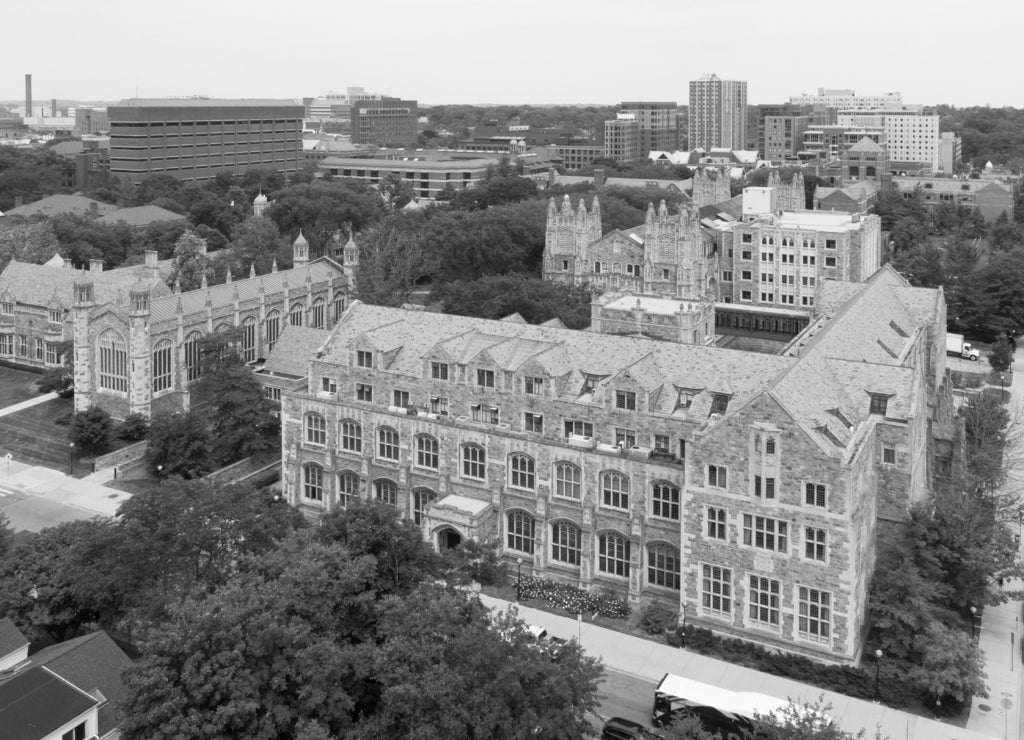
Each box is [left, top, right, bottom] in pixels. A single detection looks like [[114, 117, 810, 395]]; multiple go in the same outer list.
[[642, 199, 718, 301], [768, 169, 806, 211], [253, 191, 269, 217], [342, 235, 359, 292], [689, 167, 732, 208], [293, 229, 309, 266], [72, 274, 94, 413], [543, 195, 601, 282], [128, 281, 152, 417]]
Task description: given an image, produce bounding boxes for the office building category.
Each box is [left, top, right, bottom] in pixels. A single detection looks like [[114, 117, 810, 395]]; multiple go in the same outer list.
[[107, 99, 304, 186], [277, 262, 948, 664], [837, 107, 940, 173], [938, 132, 963, 175], [604, 115, 641, 162], [789, 88, 903, 110], [620, 102, 678, 156], [689, 74, 747, 151], [319, 154, 492, 200], [350, 98, 418, 147]]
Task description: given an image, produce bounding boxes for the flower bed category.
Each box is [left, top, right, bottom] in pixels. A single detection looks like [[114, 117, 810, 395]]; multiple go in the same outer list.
[[518, 576, 631, 619]]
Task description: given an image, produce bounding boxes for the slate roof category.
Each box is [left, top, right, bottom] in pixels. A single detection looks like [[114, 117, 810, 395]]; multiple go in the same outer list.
[[1, 194, 117, 219], [0, 259, 171, 310], [893, 176, 1013, 195], [263, 325, 331, 378], [0, 666, 97, 740], [847, 136, 885, 153], [1, 631, 134, 738], [96, 205, 186, 228], [698, 194, 744, 221], [0, 619, 27, 659]]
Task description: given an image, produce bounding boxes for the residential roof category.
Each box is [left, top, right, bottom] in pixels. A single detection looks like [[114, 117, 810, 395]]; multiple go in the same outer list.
[[0, 259, 171, 310], [893, 176, 1013, 195], [96, 205, 186, 228], [262, 325, 331, 377], [0, 666, 97, 740], [0, 619, 27, 659], [1, 194, 117, 219]]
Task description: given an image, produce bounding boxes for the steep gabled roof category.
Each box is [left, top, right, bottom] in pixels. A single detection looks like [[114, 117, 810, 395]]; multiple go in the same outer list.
[[263, 325, 331, 377]]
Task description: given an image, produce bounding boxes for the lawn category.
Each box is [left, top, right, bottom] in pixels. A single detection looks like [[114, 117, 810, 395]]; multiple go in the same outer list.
[[0, 365, 44, 408], [0, 394, 75, 470]]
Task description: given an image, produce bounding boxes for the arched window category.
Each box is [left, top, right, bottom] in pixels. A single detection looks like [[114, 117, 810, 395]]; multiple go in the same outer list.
[[97, 329, 128, 392], [302, 463, 324, 502], [551, 521, 581, 565], [332, 294, 346, 324], [651, 481, 680, 520], [412, 487, 437, 525], [265, 311, 281, 352], [305, 412, 326, 446], [647, 543, 681, 590], [377, 426, 399, 460], [337, 470, 359, 508], [240, 316, 257, 363], [152, 339, 173, 393], [508, 453, 535, 490], [598, 532, 630, 577], [415, 434, 439, 470], [507, 510, 535, 554], [462, 444, 486, 480], [553, 462, 581, 500], [601, 471, 630, 510], [184, 331, 202, 382], [289, 302, 304, 327], [310, 298, 325, 330], [374, 478, 398, 506], [339, 419, 362, 453]]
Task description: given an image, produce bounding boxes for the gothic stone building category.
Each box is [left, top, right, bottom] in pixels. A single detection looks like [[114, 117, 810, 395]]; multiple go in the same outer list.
[[73, 240, 350, 419], [279, 265, 948, 664]]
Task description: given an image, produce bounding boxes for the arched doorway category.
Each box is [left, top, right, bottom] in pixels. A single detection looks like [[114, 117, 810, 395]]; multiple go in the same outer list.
[[438, 527, 463, 551]]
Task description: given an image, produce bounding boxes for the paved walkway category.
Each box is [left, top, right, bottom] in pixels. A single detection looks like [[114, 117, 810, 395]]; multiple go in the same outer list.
[[480, 594, 1000, 740], [0, 391, 58, 419], [0, 459, 131, 532], [968, 590, 1022, 740]]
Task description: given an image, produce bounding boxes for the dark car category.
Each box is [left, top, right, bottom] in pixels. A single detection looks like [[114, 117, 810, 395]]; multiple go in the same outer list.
[[600, 717, 664, 740]]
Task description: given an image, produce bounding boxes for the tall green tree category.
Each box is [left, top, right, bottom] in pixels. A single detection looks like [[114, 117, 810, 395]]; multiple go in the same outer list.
[[0, 220, 60, 273], [267, 180, 385, 257], [227, 215, 291, 276], [988, 335, 1014, 373], [354, 216, 431, 306], [145, 410, 213, 479], [69, 405, 115, 455], [432, 274, 594, 329], [168, 230, 211, 291]]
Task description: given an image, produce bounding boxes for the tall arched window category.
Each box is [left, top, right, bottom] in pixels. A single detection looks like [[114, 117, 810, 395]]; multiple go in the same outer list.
[[647, 543, 681, 590], [332, 294, 346, 323], [553, 462, 581, 500], [184, 331, 202, 383], [152, 339, 173, 393], [462, 444, 486, 480], [507, 510, 535, 554], [305, 412, 326, 446], [240, 316, 257, 363], [310, 298, 325, 330], [97, 329, 128, 392], [412, 487, 437, 525], [374, 478, 398, 506], [415, 434, 439, 470], [302, 463, 324, 502], [377, 426, 399, 460], [601, 471, 630, 510], [339, 419, 362, 453], [598, 532, 630, 577], [265, 311, 281, 352], [551, 521, 581, 565], [337, 470, 359, 508], [289, 302, 304, 327], [508, 453, 535, 490]]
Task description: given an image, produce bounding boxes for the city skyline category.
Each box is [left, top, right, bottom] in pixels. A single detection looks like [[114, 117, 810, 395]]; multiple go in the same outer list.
[[3, 0, 1021, 109]]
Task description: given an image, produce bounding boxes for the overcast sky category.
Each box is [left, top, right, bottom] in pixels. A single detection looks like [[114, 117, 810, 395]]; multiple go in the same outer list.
[[5, 0, 1021, 108]]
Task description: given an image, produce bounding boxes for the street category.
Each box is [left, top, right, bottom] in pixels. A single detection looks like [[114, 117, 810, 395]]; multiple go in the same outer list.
[[594, 667, 657, 730]]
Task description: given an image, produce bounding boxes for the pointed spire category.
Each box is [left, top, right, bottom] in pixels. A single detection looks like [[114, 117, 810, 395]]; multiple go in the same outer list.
[[173, 276, 181, 294], [658, 199, 668, 218], [249, 262, 256, 279], [646, 202, 656, 224], [200, 273, 208, 289], [561, 194, 571, 213], [225, 266, 233, 284], [271, 258, 278, 273], [547, 197, 557, 216]]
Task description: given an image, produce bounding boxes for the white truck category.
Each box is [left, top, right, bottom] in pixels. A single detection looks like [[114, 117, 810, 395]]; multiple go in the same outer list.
[[947, 332, 981, 360]]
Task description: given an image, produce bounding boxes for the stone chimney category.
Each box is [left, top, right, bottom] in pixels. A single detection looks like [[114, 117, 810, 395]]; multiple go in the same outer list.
[[144, 250, 158, 267], [89, 258, 103, 272], [594, 168, 606, 187], [63, 258, 73, 269]]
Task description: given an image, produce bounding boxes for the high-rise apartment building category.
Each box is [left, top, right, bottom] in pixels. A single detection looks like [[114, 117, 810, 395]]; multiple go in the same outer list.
[[350, 98, 418, 147], [620, 102, 678, 155], [837, 107, 940, 173], [107, 99, 304, 186], [689, 74, 747, 151], [604, 115, 640, 162]]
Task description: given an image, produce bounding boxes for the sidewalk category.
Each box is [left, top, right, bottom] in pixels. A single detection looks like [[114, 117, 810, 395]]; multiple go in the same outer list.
[[0, 459, 131, 532], [967, 592, 1022, 740], [479, 594, 1000, 740]]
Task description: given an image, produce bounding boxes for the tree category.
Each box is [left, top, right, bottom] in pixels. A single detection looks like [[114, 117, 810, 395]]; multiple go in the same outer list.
[[0, 220, 60, 273], [354, 216, 432, 306], [69, 405, 114, 456], [889, 216, 929, 254], [0, 512, 12, 559], [267, 180, 385, 257], [377, 172, 414, 211], [227, 216, 290, 276], [754, 696, 878, 739], [432, 274, 594, 329], [194, 328, 279, 465], [145, 411, 212, 479], [131, 219, 189, 261], [167, 231, 211, 291], [50, 213, 135, 268], [988, 334, 1014, 372], [909, 622, 987, 704]]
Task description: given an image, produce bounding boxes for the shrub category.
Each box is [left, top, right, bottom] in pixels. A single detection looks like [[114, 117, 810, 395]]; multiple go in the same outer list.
[[38, 367, 73, 394], [69, 406, 115, 455], [639, 601, 677, 635], [117, 412, 150, 441], [54, 412, 73, 426], [518, 576, 631, 620]]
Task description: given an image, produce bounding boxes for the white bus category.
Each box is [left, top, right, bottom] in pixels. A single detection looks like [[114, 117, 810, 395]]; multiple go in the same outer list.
[[652, 673, 789, 738]]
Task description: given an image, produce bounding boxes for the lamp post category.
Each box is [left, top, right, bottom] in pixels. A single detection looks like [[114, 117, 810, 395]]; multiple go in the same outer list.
[[516, 558, 523, 602], [873, 649, 883, 703], [156, 465, 163, 485], [970, 606, 978, 640], [67, 442, 74, 476]]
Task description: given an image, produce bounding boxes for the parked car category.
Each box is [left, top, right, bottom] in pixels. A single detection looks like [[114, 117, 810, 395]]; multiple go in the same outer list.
[[601, 716, 664, 740]]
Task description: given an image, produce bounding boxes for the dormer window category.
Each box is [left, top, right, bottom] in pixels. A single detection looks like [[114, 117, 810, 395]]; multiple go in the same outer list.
[[430, 361, 449, 380], [675, 388, 697, 411], [582, 375, 597, 394], [357, 350, 373, 368], [0, 302, 12, 316], [476, 369, 495, 388], [321, 377, 337, 395], [524, 376, 543, 395], [615, 390, 637, 411], [827, 408, 851, 427], [869, 393, 889, 415], [710, 393, 730, 416], [48, 309, 63, 324]]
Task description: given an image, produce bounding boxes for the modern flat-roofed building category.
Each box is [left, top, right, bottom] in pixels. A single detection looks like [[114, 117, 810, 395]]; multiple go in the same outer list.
[[837, 107, 940, 173], [604, 115, 641, 162], [107, 98, 304, 186], [350, 98, 417, 147], [620, 102, 679, 156], [319, 154, 492, 200], [689, 74, 747, 151], [789, 88, 903, 110]]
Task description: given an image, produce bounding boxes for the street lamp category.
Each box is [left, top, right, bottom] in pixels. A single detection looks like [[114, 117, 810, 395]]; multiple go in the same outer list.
[[873, 649, 883, 703], [68, 442, 74, 476], [516, 557, 524, 602], [970, 606, 978, 640]]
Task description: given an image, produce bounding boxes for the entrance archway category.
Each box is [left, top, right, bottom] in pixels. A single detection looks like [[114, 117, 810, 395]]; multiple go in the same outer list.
[[438, 527, 463, 551]]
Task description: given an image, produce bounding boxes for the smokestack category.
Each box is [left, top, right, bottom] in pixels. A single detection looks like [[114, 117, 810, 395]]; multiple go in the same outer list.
[[24, 74, 31, 117], [51, 98, 56, 117]]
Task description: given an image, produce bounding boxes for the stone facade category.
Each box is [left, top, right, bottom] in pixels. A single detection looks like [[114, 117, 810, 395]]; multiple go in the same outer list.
[[279, 266, 949, 664]]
